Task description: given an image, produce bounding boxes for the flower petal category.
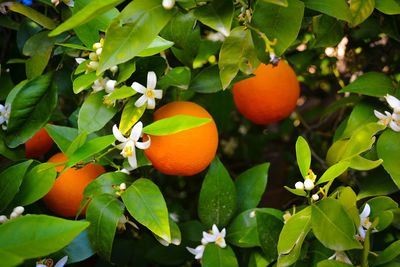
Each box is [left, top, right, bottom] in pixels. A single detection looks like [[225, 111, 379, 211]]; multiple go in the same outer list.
[[374, 110, 386, 120], [75, 58, 86, 64], [154, 89, 163, 99], [212, 224, 219, 235], [130, 121, 143, 141], [131, 82, 146, 94], [147, 97, 156, 109], [360, 204, 370, 219], [385, 94, 400, 110], [389, 120, 400, 132], [128, 152, 138, 170], [136, 138, 151, 150], [358, 225, 366, 240], [216, 237, 226, 248], [202, 231, 216, 243], [147, 71, 157, 89], [134, 95, 148, 108], [220, 228, 226, 238], [54, 256, 68, 267], [113, 125, 127, 142]]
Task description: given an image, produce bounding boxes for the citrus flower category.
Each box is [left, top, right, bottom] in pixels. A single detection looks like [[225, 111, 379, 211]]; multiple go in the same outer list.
[[186, 244, 205, 260], [374, 110, 392, 126], [385, 94, 400, 113], [131, 71, 163, 109], [357, 203, 376, 240], [112, 122, 151, 170], [92, 78, 117, 93], [328, 251, 352, 265], [202, 224, 227, 248], [0, 103, 10, 130], [36, 256, 68, 267]]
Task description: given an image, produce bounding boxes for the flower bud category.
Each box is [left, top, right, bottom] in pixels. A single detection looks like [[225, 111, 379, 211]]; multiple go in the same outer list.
[[120, 183, 127, 190], [93, 42, 102, 50], [9, 211, 19, 219], [13, 206, 24, 215], [0, 215, 8, 223], [89, 52, 98, 61], [96, 48, 103, 56], [312, 194, 319, 201], [304, 178, 314, 190], [110, 65, 118, 74], [162, 0, 175, 10], [295, 181, 304, 190], [88, 61, 99, 70]]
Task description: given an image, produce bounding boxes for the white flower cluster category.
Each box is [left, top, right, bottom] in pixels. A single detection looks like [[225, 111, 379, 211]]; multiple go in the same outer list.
[[374, 94, 400, 132], [357, 203, 377, 240], [0, 103, 10, 130], [186, 224, 227, 260], [36, 256, 68, 267], [0, 206, 24, 223], [294, 169, 320, 201]]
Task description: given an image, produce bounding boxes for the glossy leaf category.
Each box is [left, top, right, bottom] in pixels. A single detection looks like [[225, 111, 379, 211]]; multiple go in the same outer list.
[[78, 92, 118, 134], [374, 240, 400, 265], [284, 186, 307, 197], [122, 178, 171, 243], [339, 102, 376, 140], [349, 0, 375, 27], [117, 61, 136, 83], [198, 157, 237, 228], [65, 132, 88, 157], [0, 215, 89, 259], [8, 2, 56, 29], [311, 199, 362, 251], [248, 251, 269, 267], [106, 86, 136, 102], [64, 135, 115, 169], [6, 73, 57, 148], [375, 0, 400, 15], [49, 0, 123, 36], [227, 209, 259, 248], [367, 196, 398, 231], [73, 72, 98, 94], [219, 26, 259, 89], [119, 98, 146, 135], [202, 244, 239, 267], [86, 194, 124, 261], [358, 169, 398, 200], [277, 206, 311, 267], [84, 172, 130, 198], [260, 0, 288, 7], [98, 0, 176, 73], [12, 163, 56, 207], [252, 0, 304, 56], [339, 72, 395, 97], [316, 161, 350, 185], [61, 230, 95, 263], [190, 65, 223, 93], [193, 0, 233, 37], [303, 0, 352, 22], [257, 211, 283, 263], [0, 249, 23, 267], [312, 15, 344, 48], [377, 130, 400, 188], [317, 260, 353, 267], [157, 67, 191, 90], [0, 160, 32, 212], [143, 115, 211, 136], [235, 163, 269, 213], [45, 124, 79, 154], [349, 155, 382, 171], [296, 136, 312, 178], [137, 36, 174, 57]]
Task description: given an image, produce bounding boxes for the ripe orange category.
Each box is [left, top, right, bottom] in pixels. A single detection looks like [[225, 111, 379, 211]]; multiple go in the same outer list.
[[144, 101, 218, 176], [25, 127, 54, 158], [232, 60, 300, 125], [43, 153, 105, 218]]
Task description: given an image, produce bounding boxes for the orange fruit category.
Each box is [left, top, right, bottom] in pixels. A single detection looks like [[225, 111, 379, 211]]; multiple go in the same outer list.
[[144, 101, 218, 176], [232, 61, 300, 125], [25, 127, 54, 158], [43, 152, 105, 218]]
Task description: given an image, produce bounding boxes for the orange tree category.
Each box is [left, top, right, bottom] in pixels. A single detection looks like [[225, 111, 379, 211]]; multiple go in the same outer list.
[[0, 0, 400, 266]]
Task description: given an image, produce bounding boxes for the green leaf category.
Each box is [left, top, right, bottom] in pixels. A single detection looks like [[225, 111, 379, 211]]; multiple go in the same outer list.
[[84, 172, 130, 198], [11, 163, 56, 207], [227, 209, 259, 248], [55, 43, 93, 51], [284, 186, 307, 197], [78, 92, 118, 134], [8, 2, 57, 29], [257, 211, 284, 263], [49, 0, 123, 37], [117, 61, 136, 83], [198, 158, 236, 228], [311, 198, 362, 251], [317, 260, 353, 267], [316, 161, 350, 185], [121, 178, 171, 243], [6, 73, 57, 148], [64, 135, 115, 169], [157, 67, 191, 90], [143, 115, 211, 136], [202, 244, 239, 267], [375, 0, 400, 15], [193, 0, 234, 37], [295, 136, 312, 178], [0, 249, 23, 267], [339, 102, 377, 140], [119, 98, 146, 135], [190, 65, 223, 93], [358, 168, 398, 200], [337, 187, 360, 227], [312, 15, 344, 48], [137, 36, 174, 57], [349, 155, 382, 171], [339, 72, 395, 97], [0, 161, 32, 212], [377, 130, 400, 188], [218, 26, 259, 90], [303, 0, 352, 22], [45, 125, 79, 154], [105, 86, 136, 102], [367, 196, 398, 231], [235, 163, 269, 213], [0, 215, 89, 259], [277, 206, 311, 267], [248, 251, 269, 267], [98, 0, 176, 73], [86, 194, 124, 261], [260, 0, 288, 7], [23, 31, 55, 79], [61, 230, 94, 264], [374, 240, 400, 265], [73, 72, 98, 94], [349, 0, 375, 27], [65, 132, 88, 157], [252, 0, 304, 56]]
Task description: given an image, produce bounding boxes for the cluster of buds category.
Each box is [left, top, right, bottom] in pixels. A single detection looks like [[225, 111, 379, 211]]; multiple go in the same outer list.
[[374, 94, 400, 132], [115, 182, 127, 196], [294, 169, 320, 201], [186, 224, 227, 260], [0, 206, 24, 223]]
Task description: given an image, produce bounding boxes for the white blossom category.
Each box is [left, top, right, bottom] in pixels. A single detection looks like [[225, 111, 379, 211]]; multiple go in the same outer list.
[[186, 244, 205, 260], [202, 224, 226, 248], [357, 203, 376, 240], [36, 256, 68, 267], [328, 251, 352, 265], [131, 71, 163, 109], [385, 94, 400, 113], [0, 103, 10, 130]]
